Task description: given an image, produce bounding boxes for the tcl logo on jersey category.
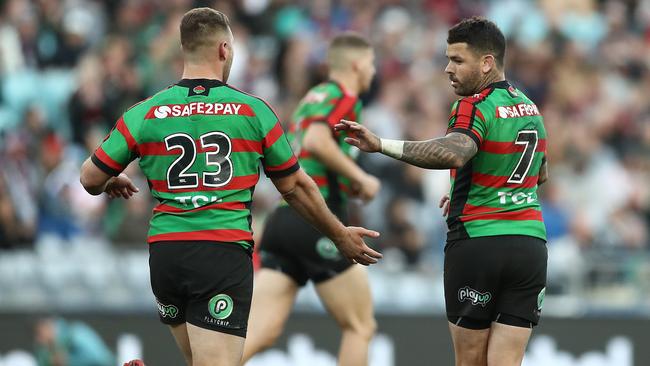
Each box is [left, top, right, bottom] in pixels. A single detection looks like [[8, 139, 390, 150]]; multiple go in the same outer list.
[[147, 102, 255, 119], [497, 191, 537, 204], [496, 103, 540, 119]]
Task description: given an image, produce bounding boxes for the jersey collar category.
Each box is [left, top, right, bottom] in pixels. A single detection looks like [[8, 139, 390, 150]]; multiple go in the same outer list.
[[177, 78, 226, 96], [328, 79, 354, 97], [487, 80, 511, 90]]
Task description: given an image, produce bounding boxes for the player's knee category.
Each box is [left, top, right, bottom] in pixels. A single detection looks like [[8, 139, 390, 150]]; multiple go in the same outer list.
[[341, 315, 377, 341], [456, 348, 487, 366], [253, 323, 285, 351]]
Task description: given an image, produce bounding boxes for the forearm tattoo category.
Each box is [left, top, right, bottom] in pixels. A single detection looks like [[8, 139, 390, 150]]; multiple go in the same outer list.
[[400, 133, 478, 169]]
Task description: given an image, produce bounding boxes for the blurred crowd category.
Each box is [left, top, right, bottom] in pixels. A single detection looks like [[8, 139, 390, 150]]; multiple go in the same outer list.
[[1, 0, 649, 303]]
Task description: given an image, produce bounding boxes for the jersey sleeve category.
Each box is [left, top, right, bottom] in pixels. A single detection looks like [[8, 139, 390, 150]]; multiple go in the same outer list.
[[257, 103, 300, 178], [91, 116, 139, 176], [303, 92, 358, 130], [447, 99, 488, 147]]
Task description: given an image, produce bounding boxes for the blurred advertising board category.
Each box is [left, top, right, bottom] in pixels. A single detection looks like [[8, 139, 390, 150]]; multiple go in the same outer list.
[[0, 313, 647, 365]]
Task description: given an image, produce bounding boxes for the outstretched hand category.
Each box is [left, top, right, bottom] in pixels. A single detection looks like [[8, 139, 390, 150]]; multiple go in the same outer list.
[[105, 173, 139, 199], [333, 226, 382, 266], [334, 119, 382, 153]]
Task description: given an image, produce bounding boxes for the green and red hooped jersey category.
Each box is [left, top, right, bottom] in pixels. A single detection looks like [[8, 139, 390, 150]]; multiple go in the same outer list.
[[446, 80, 547, 241], [92, 79, 299, 250], [285, 80, 362, 206]]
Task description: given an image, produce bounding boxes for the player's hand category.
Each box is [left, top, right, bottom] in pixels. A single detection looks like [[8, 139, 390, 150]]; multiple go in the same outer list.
[[351, 174, 381, 202], [439, 194, 450, 216], [334, 119, 381, 153], [333, 226, 382, 266], [105, 173, 139, 199]]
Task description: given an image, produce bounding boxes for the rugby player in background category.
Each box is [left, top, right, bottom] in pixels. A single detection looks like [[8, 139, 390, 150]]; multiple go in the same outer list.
[[242, 33, 380, 366]]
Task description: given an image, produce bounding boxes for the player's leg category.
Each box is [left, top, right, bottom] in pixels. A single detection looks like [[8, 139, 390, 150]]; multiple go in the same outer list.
[[443, 237, 501, 366], [447, 320, 490, 366], [488, 235, 547, 366], [240, 268, 299, 364], [186, 322, 245, 366], [149, 242, 192, 364], [180, 242, 254, 366], [168, 323, 193, 365], [241, 206, 309, 364], [486, 319, 531, 366], [315, 265, 376, 366]]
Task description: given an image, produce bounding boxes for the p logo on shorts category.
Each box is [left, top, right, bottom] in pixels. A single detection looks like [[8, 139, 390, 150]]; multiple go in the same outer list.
[[458, 286, 492, 307], [316, 237, 341, 260], [537, 287, 546, 310], [208, 294, 234, 320]]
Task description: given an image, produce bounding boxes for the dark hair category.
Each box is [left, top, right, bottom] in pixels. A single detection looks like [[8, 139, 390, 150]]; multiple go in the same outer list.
[[447, 16, 505, 67], [330, 32, 372, 50], [180, 7, 230, 52]]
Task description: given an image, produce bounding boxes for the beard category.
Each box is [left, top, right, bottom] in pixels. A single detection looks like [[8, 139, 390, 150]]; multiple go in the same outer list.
[[453, 69, 483, 96]]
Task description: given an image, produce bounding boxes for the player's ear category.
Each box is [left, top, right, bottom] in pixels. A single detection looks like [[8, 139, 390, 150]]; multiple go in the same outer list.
[[218, 40, 231, 62], [349, 58, 360, 73], [481, 54, 496, 74]]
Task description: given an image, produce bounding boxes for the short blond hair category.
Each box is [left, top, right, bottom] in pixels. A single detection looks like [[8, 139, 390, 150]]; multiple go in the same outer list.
[[180, 7, 230, 53], [327, 32, 372, 71]]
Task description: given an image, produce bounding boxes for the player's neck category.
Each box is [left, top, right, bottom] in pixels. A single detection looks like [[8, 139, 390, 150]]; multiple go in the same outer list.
[[181, 62, 225, 82], [476, 72, 505, 93], [329, 72, 359, 96]]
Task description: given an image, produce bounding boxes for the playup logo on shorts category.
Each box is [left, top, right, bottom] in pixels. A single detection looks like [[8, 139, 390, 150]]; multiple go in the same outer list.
[[156, 300, 179, 318], [208, 294, 234, 320], [458, 286, 492, 307]]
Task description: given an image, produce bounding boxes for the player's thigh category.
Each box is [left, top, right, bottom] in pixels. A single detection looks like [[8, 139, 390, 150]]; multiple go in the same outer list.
[[168, 323, 192, 365], [315, 265, 375, 335], [183, 243, 253, 338], [444, 237, 502, 322], [247, 268, 299, 342], [495, 236, 547, 326], [487, 322, 531, 366], [187, 322, 245, 366], [150, 242, 188, 326]]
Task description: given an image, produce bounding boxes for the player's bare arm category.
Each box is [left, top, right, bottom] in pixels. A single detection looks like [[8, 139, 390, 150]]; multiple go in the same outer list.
[[271, 168, 382, 265], [80, 158, 139, 199], [397, 133, 477, 169], [538, 157, 548, 185], [335, 119, 477, 169], [303, 123, 380, 201]]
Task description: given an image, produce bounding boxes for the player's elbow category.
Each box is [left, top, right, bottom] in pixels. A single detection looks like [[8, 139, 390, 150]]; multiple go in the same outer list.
[[79, 174, 103, 195], [271, 170, 301, 197], [79, 160, 104, 195], [449, 154, 466, 169], [538, 173, 548, 185], [302, 136, 326, 157], [275, 169, 315, 203], [302, 124, 333, 158]]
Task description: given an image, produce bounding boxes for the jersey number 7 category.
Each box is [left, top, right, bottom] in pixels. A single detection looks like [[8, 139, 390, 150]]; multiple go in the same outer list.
[[507, 130, 538, 184], [164, 132, 233, 190]]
